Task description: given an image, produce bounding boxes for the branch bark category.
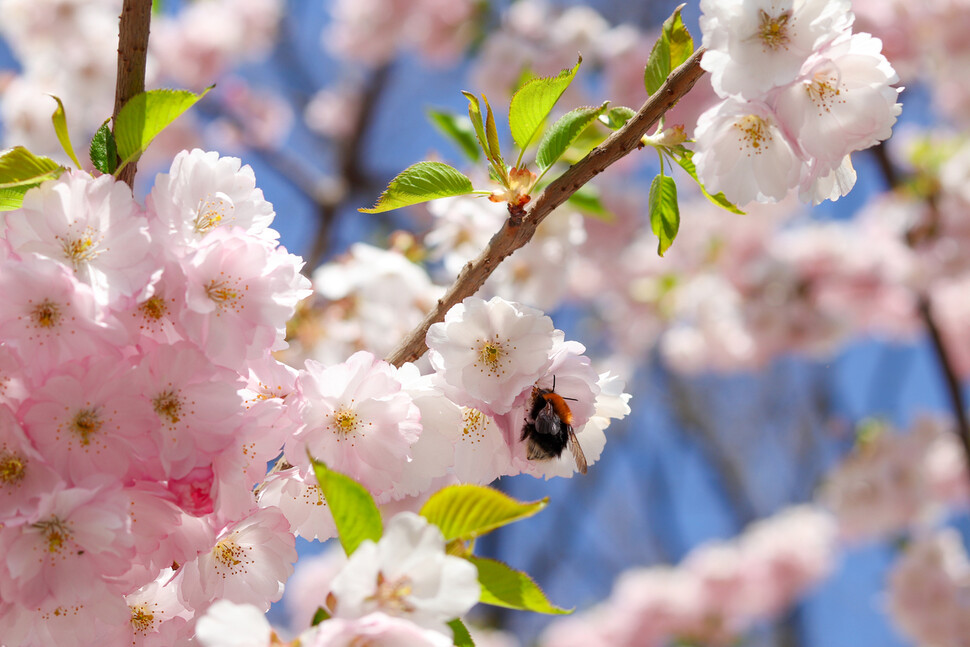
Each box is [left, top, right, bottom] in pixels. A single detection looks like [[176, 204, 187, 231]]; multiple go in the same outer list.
[[869, 143, 970, 481], [111, 0, 152, 189], [385, 46, 707, 367]]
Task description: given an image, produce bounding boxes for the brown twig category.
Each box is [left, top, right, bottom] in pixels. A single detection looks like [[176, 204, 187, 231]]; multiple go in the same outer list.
[[111, 0, 152, 189], [869, 143, 970, 479], [385, 46, 707, 367]]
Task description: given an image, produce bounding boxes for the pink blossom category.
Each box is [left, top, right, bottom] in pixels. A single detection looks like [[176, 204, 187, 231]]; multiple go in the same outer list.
[[194, 600, 273, 647], [19, 354, 157, 484], [125, 572, 193, 647], [0, 478, 135, 608], [286, 351, 421, 499], [699, 0, 854, 99], [427, 296, 555, 416], [257, 467, 337, 542], [300, 612, 453, 647], [282, 547, 347, 632], [0, 253, 125, 376], [147, 149, 279, 249], [175, 506, 296, 612], [180, 227, 311, 371], [4, 170, 154, 307]]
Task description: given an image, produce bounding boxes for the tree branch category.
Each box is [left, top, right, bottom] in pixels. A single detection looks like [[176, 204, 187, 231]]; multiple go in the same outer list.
[[869, 143, 970, 481], [385, 46, 707, 367], [111, 0, 152, 189]]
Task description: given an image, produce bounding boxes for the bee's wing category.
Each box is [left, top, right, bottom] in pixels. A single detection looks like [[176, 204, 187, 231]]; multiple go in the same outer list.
[[566, 426, 588, 475]]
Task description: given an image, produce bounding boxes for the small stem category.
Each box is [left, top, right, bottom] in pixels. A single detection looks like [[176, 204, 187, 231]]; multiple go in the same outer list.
[[919, 296, 970, 465], [111, 0, 152, 189]]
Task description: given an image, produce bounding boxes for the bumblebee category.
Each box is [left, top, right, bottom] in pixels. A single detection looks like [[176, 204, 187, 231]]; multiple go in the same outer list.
[[521, 377, 588, 474]]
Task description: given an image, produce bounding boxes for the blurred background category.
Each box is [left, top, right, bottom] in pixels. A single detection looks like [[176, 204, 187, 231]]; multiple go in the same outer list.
[[2, 1, 969, 646]]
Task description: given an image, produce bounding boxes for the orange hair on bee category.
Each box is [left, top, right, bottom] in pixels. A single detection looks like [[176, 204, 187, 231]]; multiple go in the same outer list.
[[540, 392, 574, 426]]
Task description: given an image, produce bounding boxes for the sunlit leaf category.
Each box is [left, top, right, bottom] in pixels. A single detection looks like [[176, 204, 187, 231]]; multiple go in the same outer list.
[[509, 57, 582, 151], [644, 5, 694, 96], [469, 556, 571, 615], [359, 161, 476, 213], [427, 108, 481, 162], [448, 619, 476, 647], [113, 86, 212, 173], [535, 102, 609, 172], [649, 173, 679, 256], [0, 146, 63, 190], [309, 457, 382, 555], [49, 95, 82, 169], [89, 120, 118, 175], [419, 484, 547, 542]]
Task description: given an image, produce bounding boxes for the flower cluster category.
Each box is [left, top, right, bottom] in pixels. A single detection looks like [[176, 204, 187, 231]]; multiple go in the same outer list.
[[695, 0, 902, 205], [538, 506, 839, 647], [0, 149, 310, 646], [820, 416, 969, 542]]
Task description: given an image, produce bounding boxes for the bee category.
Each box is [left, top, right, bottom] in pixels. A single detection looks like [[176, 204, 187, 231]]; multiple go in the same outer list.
[[521, 376, 588, 474]]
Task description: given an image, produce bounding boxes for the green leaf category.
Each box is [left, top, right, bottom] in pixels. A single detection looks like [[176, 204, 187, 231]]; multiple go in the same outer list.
[[469, 556, 571, 615], [359, 161, 476, 214], [448, 619, 476, 647], [509, 56, 582, 152], [535, 102, 609, 173], [482, 95, 504, 169], [309, 457, 382, 555], [598, 106, 637, 132], [649, 174, 680, 256], [668, 147, 745, 214], [0, 146, 63, 190], [113, 86, 212, 173], [49, 96, 82, 169], [419, 484, 547, 542], [310, 607, 331, 626], [462, 92, 492, 163], [567, 184, 613, 221], [644, 5, 694, 96], [90, 120, 118, 175], [0, 187, 29, 211], [427, 108, 481, 162]]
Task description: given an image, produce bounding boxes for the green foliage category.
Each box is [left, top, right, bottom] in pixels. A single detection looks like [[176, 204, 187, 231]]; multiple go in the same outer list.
[[469, 556, 571, 615], [309, 456, 382, 555], [49, 96, 82, 169], [644, 4, 694, 96], [535, 102, 609, 173], [448, 619, 476, 647], [113, 86, 212, 174], [90, 120, 118, 175], [649, 174, 680, 256], [427, 108, 481, 162], [666, 146, 744, 214], [0, 146, 63, 210], [419, 484, 548, 542], [508, 57, 582, 153], [598, 106, 637, 132], [359, 161, 476, 213], [567, 183, 613, 221], [310, 607, 331, 626]]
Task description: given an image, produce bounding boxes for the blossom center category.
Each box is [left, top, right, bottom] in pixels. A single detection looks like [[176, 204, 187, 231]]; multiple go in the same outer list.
[[31, 299, 62, 329], [206, 279, 241, 310], [806, 71, 843, 113], [371, 571, 416, 614], [34, 517, 71, 554], [70, 408, 103, 445], [461, 408, 487, 444], [130, 604, 155, 634], [194, 196, 233, 234], [0, 450, 26, 484], [59, 229, 102, 269], [213, 537, 251, 576], [153, 390, 183, 425], [331, 408, 361, 435], [475, 336, 514, 377], [756, 9, 791, 50], [139, 295, 168, 321], [733, 115, 773, 155]]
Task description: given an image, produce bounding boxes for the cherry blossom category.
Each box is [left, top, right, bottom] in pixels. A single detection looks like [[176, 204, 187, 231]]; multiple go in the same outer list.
[[328, 511, 480, 631], [426, 296, 555, 416]]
